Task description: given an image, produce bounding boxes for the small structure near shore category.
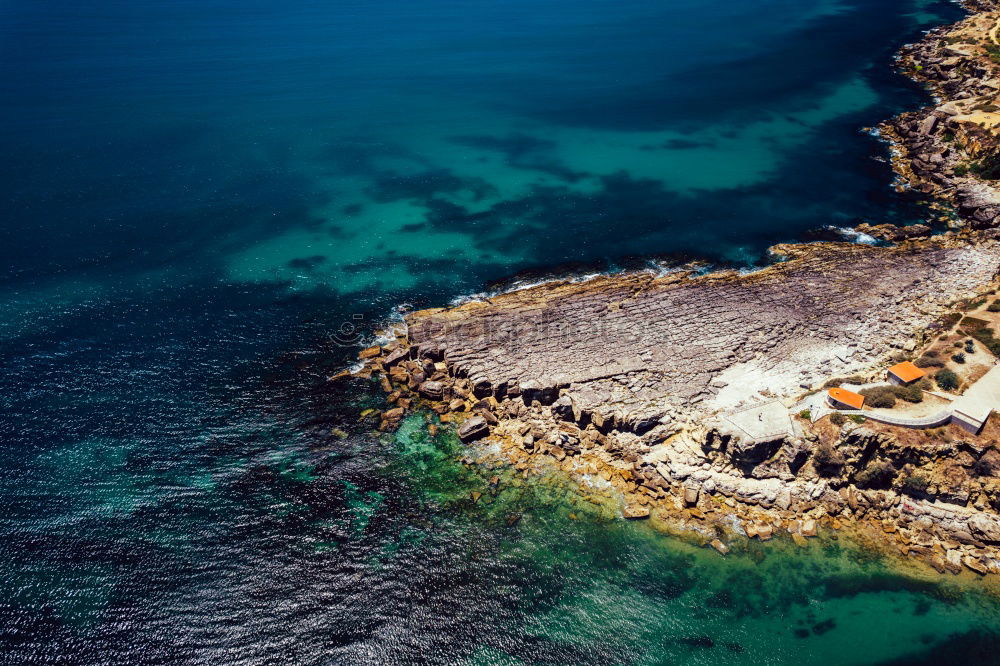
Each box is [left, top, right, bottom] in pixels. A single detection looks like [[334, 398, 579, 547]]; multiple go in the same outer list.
[[887, 361, 925, 385], [827, 387, 865, 410]]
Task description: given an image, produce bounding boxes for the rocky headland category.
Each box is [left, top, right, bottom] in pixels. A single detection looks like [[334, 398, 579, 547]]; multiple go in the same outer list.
[[354, 0, 1000, 577]]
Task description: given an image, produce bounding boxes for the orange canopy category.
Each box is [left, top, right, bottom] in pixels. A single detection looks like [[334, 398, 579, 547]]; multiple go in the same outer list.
[[888, 361, 925, 383], [828, 387, 865, 410]]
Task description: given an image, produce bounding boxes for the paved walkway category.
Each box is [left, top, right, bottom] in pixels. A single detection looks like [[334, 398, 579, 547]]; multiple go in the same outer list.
[[952, 365, 1000, 430], [830, 408, 953, 428]]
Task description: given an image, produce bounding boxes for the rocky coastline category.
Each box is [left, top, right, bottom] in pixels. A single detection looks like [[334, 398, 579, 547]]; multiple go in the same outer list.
[[352, 0, 1000, 577]]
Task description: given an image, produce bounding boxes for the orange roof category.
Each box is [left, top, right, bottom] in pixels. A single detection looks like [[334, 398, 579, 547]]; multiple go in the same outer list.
[[828, 387, 865, 410], [888, 361, 925, 383]]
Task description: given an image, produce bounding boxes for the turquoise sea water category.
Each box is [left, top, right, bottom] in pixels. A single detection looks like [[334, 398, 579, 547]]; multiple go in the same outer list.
[[4, 0, 1000, 663]]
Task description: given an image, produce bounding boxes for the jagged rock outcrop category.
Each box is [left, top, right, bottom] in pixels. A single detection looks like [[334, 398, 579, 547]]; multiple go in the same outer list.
[[881, 0, 1000, 229]]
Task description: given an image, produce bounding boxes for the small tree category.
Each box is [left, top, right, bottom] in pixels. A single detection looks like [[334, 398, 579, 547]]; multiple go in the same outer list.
[[951, 352, 966, 364]]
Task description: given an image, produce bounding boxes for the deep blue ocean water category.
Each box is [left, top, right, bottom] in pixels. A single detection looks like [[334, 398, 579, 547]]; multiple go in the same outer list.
[[5, 0, 1000, 664]]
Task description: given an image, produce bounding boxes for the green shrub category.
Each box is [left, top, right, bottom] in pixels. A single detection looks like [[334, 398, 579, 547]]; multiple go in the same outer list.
[[814, 442, 845, 477], [965, 340, 976, 353], [860, 387, 896, 408], [798, 409, 811, 420], [936, 368, 959, 391], [915, 355, 944, 368], [900, 474, 930, 496], [988, 299, 1000, 312], [830, 413, 846, 426], [952, 352, 966, 364], [849, 415, 867, 424], [891, 384, 924, 403], [823, 375, 865, 389], [854, 461, 897, 489], [954, 164, 970, 177]]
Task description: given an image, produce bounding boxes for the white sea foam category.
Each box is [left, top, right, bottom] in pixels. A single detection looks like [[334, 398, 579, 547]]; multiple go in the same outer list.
[[827, 225, 879, 245], [448, 270, 616, 306]]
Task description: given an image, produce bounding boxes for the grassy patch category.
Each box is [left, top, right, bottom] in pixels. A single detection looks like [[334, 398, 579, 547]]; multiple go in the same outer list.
[[960, 316, 990, 332], [970, 325, 1000, 357], [986, 44, 1000, 64]]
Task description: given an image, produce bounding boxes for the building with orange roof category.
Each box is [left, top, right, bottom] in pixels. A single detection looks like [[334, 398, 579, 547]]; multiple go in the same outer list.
[[827, 387, 865, 410], [887, 361, 925, 385]]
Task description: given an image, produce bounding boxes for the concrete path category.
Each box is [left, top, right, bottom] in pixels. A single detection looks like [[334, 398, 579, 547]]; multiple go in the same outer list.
[[846, 409, 953, 428]]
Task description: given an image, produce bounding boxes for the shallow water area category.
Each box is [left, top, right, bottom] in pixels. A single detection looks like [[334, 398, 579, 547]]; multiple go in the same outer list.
[[391, 417, 1000, 666]]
